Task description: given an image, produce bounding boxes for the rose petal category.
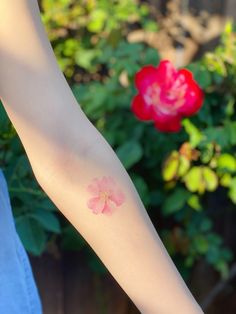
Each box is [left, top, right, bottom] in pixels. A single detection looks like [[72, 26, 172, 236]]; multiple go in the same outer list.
[[177, 69, 204, 116], [155, 60, 178, 89], [180, 87, 204, 116], [178, 68, 193, 81], [135, 65, 159, 94], [154, 114, 182, 132], [159, 74, 187, 106], [131, 94, 153, 121]]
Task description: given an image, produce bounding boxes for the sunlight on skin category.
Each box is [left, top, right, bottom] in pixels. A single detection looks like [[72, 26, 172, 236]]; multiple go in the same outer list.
[[0, 0, 54, 72]]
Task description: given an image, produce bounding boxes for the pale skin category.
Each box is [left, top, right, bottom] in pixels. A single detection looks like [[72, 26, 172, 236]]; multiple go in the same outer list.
[[0, 1, 204, 313]]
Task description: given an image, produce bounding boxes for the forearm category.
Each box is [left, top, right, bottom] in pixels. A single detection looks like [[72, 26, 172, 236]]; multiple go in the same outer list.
[[0, 1, 203, 313], [35, 117, 202, 314]]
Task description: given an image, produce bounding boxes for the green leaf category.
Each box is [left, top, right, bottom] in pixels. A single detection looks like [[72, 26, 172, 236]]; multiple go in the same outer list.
[[215, 260, 229, 279], [200, 219, 213, 232], [142, 20, 159, 32], [193, 235, 209, 254], [15, 216, 47, 256], [0, 101, 10, 132], [143, 47, 160, 65], [162, 151, 179, 181], [178, 155, 191, 177], [75, 49, 100, 70], [197, 69, 212, 89], [184, 166, 218, 193], [150, 190, 164, 206], [206, 245, 220, 264], [187, 63, 212, 88], [114, 41, 143, 59], [87, 9, 107, 33], [29, 209, 61, 233], [187, 194, 202, 211], [224, 20, 233, 34], [116, 140, 143, 169], [204, 53, 227, 76], [184, 166, 202, 193], [221, 248, 234, 262], [162, 188, 190, 216], [204, 127, 230, 149], [228, 177, 236, 203], [16, 154, 31, 178], [200, 143, 214, 164], [87, 251, 107, 274], [220, 173, 232, 187], [131, 174, 150, 207], [217, 153, 236, 172], [225, 121, 236, 145], [38, 198, 57, 211], [202, 167, 218, 191], [185, 255, 194, 267], [61, 225, 86, 251], [182, 119, 203, 148], [83, 83, 107, 116], [225, 97, 235, 117]]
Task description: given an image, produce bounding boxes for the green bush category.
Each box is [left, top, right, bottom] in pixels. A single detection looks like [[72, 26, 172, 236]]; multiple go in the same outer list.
[[0, 1, 235, 279]]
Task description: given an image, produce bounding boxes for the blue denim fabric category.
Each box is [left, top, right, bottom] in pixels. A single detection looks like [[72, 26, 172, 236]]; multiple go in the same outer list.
[[0, 168, 43, 314]]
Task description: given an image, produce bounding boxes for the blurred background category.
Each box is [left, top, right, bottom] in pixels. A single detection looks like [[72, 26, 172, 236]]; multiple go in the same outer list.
[[1, 0, 236, 313]]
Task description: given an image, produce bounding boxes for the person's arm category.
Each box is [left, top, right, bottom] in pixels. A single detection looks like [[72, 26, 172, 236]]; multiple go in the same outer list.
[[0, 1, 203, 313]]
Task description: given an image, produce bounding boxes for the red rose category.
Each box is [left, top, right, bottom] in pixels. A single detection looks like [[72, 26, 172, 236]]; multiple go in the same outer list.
[[131, 60, 204, 132]]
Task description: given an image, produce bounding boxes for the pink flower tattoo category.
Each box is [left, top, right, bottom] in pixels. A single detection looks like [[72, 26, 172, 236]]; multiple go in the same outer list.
[[86, 176, 126, 216]]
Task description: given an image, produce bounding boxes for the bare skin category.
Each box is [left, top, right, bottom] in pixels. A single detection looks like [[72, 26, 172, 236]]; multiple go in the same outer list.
[[0, 1, 204, 313]]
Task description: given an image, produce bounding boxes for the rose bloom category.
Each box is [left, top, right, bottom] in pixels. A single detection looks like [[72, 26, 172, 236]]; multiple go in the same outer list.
[[131, 59, 204, 132]]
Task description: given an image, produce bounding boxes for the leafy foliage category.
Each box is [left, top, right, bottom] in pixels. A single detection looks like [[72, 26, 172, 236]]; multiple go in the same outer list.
[[0, 2, 235, 280]]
